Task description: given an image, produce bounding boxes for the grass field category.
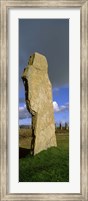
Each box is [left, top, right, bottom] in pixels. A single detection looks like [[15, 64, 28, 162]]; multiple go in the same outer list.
[[19, 128, 69, 182]]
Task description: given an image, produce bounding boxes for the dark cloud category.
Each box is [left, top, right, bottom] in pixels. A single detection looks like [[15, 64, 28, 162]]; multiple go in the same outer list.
[[19, 19, 69, 88]]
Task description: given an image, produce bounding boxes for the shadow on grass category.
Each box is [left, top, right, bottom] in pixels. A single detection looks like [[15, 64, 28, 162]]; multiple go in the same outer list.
[[19, 147, 31, 158]]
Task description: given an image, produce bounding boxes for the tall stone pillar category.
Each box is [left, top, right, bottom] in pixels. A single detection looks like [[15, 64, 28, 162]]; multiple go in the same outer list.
[[22, 52, 57, 155]]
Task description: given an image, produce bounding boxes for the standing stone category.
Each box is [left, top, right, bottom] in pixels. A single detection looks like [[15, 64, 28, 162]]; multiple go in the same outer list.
[[65, 122, 69, 130], [22, 52, 57, 155], [60, 123, 62, 130]]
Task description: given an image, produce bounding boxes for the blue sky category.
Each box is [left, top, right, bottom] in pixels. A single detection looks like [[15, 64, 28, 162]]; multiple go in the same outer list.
[[19, 19, 69, 126]]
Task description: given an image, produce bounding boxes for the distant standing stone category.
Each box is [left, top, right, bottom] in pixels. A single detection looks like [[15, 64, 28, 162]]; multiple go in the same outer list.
[[22, 52, 57, 155]]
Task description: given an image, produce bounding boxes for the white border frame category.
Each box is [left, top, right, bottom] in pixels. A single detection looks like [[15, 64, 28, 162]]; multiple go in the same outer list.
[[8, 8, 80, 194]]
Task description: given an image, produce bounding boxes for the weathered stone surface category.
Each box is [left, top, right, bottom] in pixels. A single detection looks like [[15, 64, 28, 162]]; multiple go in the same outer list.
[[22, 52, 57, 155]]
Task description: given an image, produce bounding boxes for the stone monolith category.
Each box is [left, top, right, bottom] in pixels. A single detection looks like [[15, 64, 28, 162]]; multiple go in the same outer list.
[[22, 52, 57, 155]]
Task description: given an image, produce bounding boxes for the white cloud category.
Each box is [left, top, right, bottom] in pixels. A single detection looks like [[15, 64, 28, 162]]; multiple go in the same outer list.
[[19, 104, 26, 111], [60, 103, 69, 111], [19, 107, 24, 111], [53, 101, 69, 113], [53, 101, 60, 112], [19, 104, 31, 119], [19, 101, 69, 120]]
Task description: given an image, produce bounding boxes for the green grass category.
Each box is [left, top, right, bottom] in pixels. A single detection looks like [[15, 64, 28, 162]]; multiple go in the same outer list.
[[19, 134, 69, 182]]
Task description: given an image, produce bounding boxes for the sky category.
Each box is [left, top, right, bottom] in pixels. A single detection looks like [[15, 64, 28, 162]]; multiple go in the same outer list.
[[19, 19, 69, 126]]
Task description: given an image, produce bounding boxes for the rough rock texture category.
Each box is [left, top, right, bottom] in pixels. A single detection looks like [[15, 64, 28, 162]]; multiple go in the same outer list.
[[22, 52, 57, 155]]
